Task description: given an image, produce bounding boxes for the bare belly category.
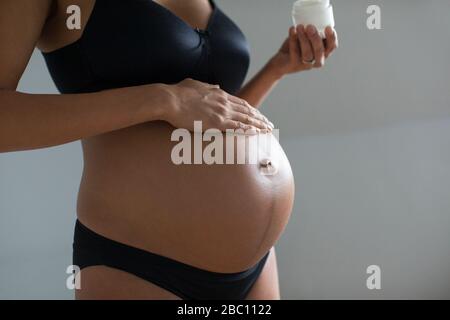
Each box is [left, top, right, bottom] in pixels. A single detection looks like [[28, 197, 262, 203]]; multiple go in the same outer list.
[[77, 121, 295, 272]]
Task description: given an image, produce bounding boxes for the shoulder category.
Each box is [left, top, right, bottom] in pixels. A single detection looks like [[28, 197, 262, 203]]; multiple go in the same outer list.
[[0, 0, 54, 89], [38, 0, 95, 52]]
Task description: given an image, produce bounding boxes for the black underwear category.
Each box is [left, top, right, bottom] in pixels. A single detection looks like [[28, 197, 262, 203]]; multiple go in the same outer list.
[[73, 220, 270, 300]]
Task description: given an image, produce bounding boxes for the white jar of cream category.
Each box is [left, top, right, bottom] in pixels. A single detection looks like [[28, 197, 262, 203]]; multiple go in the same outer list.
[[292, 0, 335, 38]]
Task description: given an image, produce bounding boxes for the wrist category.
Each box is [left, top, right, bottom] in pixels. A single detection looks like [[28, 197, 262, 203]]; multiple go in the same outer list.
[[137, 83, 178, 122], [265, 55, 286, 81], [158, 83, 182, 123]]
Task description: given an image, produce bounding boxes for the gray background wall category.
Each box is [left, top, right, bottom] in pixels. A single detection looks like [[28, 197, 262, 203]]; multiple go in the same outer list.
[[1, 0, 449, 299]]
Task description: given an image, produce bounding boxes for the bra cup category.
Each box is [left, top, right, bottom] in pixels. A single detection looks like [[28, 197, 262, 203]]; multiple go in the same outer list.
[[42, 0, 251, 94]]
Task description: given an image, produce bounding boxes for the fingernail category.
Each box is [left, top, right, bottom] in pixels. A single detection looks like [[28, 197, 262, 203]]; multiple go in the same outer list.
[[246, 128, 258, 135]]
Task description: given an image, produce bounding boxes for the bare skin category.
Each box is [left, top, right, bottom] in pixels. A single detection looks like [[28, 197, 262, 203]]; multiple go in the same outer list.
[[0, 0, 337, 299]]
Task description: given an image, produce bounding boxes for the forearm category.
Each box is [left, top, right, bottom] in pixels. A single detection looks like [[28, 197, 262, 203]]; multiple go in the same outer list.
[[0, 84, 171, 153], [237, 58, 283, 108]]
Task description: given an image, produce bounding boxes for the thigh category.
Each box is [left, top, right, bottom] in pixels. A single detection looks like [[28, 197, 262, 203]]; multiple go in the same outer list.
[[245, 247, 281, 300], [74, 249, 280, 300], [75, 266, 182, 300]]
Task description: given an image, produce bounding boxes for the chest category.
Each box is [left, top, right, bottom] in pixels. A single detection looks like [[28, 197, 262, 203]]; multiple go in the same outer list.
[[42, 0, 250, 94]]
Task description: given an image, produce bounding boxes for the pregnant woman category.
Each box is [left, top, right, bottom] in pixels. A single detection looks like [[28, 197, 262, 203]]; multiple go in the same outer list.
[[0, 0, 337, 299]]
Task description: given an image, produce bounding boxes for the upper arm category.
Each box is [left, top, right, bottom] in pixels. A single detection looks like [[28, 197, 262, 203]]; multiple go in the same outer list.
[[0, 0, 52, 90]]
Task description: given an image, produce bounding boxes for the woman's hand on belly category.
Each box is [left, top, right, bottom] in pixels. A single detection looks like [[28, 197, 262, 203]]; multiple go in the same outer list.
[[161, 78, 274, 133]]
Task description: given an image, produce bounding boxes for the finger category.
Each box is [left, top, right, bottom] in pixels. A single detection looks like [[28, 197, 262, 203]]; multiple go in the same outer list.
[[222, 120, 260, 135], [230, 103, 273, 127], [288, 26, 302, 66], [305, 25, 325, 68], [230, 112, 272, 131], [296, 25, 314, 64], [224, 95, 275, 128], [226, 94, 254, 109], [226, 95, 263, 117], [324, 26, 337, 58]]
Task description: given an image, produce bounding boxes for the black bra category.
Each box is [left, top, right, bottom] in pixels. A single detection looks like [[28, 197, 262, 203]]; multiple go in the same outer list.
[[42, 0, 250, 95]]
